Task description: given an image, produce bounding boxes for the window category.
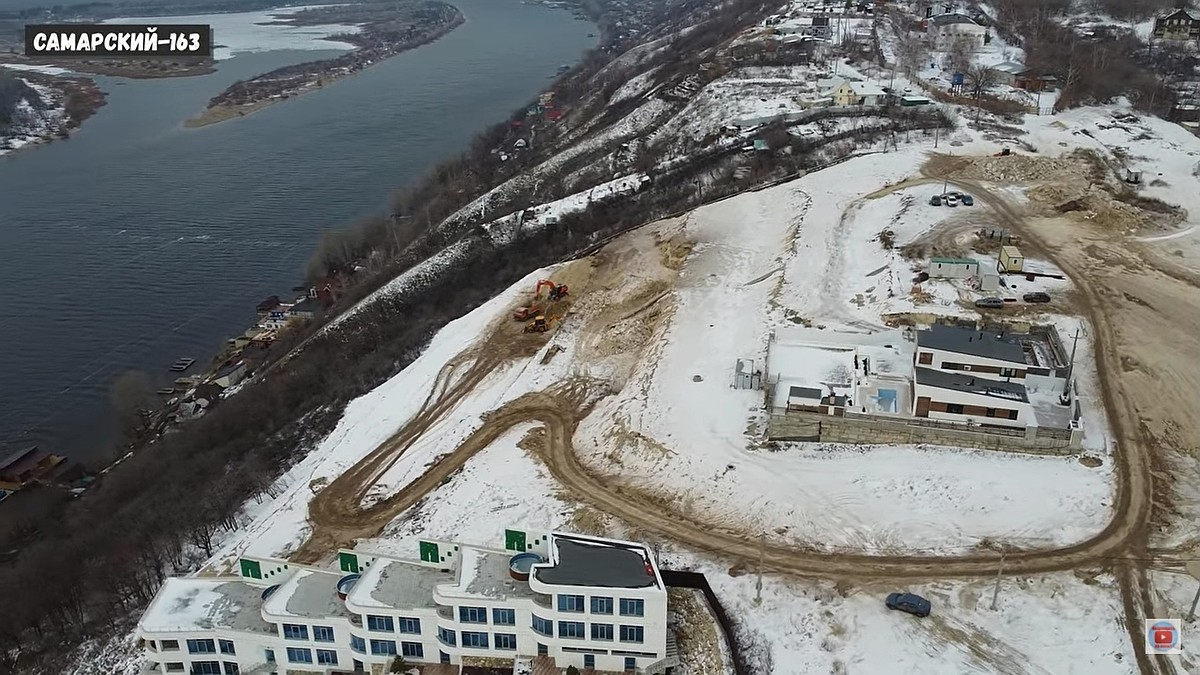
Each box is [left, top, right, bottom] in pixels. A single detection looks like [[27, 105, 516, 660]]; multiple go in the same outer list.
[[222, 663, 239, 675], [999, 368, 1018, 378], [312, 625, 335, 642], [585, 655, 595, 669], [1008, 409, 1019, 420], [459, 606, 488, 623], [945, 403, 964, 415], [592, 623, 614, 641], [370, 639, 397, 656], [286, 647, 313, 663], [620, 625, 645, 643], [161, 640, 180, 651], [493, 608, 516, 625], [619, 599, 645, 617], [187, 639, 216, 654], [218, 639, 235, 655], [462, 631, 488, 648], [590, 596, 613, 614], [316, 649, 338, 666], [559, 621, 586, 639], [265, 648, 275, 663], [282, 624, 309, 640], [165, 665, 184, 673], [401, 642, 424, 658], [917, 352, 933, 365], [558, 594, 585, 612], [367, 615, 395, 632], [350, 636, 366, 653], [191, 663, 220, 675], [986, 408, 996, 417], [397, 617, 421, 634], [537, 643, 549, 656], [625, 657, 637, 671], [438, 627, 457, 647], [532, 615, 553, 637], [494, 633, 517, 650]]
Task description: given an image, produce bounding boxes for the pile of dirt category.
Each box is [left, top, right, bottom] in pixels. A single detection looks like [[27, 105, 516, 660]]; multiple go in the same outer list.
[[1027, 183, 1184, 233], [953, 154, 1085, 184]]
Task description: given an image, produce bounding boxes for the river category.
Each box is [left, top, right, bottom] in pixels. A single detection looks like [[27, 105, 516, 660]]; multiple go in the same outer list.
[[0, 0, 596, 461]]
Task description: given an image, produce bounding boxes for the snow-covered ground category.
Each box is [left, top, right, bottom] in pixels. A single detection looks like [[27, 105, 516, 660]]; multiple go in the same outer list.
[[0, 74, 70, 157], [103, 6, 361, 61]]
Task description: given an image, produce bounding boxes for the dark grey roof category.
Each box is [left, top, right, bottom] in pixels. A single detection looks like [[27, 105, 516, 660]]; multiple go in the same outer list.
[[915, 367, 1028, 403], [789, 386, 823, 399], [290, 298, 320, 314], [917, 324, 1026, 364], [534, 536, 657, 589], [930, 13, 979, 26], [215, 361, 245, 379]]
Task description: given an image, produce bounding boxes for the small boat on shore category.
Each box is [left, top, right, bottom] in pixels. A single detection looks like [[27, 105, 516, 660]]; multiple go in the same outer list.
[[169, 358, 196, 372], [156, 387, 175, 396]]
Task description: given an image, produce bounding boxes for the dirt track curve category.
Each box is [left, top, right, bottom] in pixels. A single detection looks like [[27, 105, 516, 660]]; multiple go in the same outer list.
[[291, 158, 1194, 675]]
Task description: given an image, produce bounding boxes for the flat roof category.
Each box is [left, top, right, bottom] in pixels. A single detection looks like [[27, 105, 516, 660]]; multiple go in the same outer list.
[[917, 323, 1026, 364], [930, 257, 978, 265], [139, 578, 275, 634], [350, 558, 455, 610], [261, 569, 351, 620], [534, 535, 658, 589], [915, 367, 1029, 403], [789, 385, 824, 399]]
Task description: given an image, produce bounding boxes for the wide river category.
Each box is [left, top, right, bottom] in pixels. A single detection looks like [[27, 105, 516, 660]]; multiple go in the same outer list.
[[0, 0, 596, 460]]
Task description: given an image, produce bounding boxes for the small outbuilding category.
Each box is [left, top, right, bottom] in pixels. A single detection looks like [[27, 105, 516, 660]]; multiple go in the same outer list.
[[928, 257, 979, 279], [978, 269, 1001, 292], [997, 245, 1024, 273]]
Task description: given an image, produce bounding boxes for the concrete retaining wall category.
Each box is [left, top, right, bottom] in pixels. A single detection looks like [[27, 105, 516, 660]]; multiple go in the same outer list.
[[769, 411, 1080, 455]]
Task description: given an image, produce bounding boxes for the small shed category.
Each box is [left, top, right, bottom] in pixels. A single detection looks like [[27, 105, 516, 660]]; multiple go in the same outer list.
[[978, 269, 1001, 292], [998, 245, 1024, 273], [928, 257, 979, 279]]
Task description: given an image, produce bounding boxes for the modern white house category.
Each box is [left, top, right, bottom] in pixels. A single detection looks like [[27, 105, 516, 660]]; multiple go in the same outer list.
[[913, 366, 1033, 427], [914, 323, 1029, 382], [928, 13, 986, 51], [135, 530, 677, 675]]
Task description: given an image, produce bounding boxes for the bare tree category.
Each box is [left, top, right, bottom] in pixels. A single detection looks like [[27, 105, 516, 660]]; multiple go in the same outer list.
[[965, 64, 999, 100]]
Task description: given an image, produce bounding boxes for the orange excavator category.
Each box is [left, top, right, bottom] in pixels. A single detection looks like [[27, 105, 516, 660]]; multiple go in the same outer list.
[[515, 279, 569, 320]]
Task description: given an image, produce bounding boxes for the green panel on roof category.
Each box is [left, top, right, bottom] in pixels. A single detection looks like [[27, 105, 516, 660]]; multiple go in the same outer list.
[[505, 529, 527, 552], [239, 559, 262, 579], [419, 541, 440, 563], [338, 552, 359, 573]]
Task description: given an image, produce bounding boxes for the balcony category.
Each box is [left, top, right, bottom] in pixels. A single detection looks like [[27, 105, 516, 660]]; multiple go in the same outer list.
[[532, 593, 552, 609], [349, 615, 363, 628], [436, 606, 453, 620]]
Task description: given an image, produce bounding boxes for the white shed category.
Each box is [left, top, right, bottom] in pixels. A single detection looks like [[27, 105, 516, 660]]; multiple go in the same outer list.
[[929, 257, 979, 279], [997, 246, 1024, 273], [978, 269, 1001, 292]]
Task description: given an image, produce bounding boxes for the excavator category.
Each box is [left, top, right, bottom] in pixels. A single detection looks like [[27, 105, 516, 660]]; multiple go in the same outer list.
[[514, 279, 569, 321]]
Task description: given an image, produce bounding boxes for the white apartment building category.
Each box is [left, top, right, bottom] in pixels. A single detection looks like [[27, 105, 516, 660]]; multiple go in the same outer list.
[[928, 13, 986, 51], [136, 529, 677, 675]]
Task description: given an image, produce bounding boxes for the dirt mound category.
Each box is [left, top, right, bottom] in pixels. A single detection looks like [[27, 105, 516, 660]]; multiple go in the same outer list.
[[954, 154, 1085, 184], [1027, 183, 1185, 234]]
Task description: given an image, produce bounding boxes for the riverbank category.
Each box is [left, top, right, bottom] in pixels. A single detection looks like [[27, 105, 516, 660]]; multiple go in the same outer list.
[[0, 67, 106, 157], [185, 0, 464, 128], [0, 56, 215, 80]]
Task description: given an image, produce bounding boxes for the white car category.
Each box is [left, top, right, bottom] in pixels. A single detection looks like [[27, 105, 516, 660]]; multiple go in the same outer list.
[[944, 194, 959, 207]]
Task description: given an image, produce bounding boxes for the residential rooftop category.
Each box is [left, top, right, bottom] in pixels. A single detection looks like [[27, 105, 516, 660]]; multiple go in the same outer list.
[[930, 13, 979, 25], [534, 534, 659, 589], [915, 367, 1029, 403], [917, 323, 1027, 364], [139, 578, 275, 635], [262, 569, 352, 620], [350, 558, 455, 610], [461, 548, 542, 601]]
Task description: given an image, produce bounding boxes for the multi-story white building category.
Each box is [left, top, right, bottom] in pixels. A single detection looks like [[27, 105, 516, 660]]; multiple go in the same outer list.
[[914, 323, 1029, 382], [136, 529, 677, 675], [928, 13, 986, 51]]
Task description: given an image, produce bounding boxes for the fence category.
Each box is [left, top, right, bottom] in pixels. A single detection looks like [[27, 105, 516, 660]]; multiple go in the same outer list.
[[660, 569, 750, 675], [768, 409, 1082, 454]]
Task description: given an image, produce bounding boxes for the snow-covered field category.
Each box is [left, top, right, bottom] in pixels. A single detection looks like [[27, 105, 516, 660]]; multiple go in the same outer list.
[[0, 75, 69, 157], [103, 6, 361, 61]]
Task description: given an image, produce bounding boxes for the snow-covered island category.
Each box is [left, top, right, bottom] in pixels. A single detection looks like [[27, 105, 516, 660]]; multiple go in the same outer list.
[[0, 65, 106, 157]]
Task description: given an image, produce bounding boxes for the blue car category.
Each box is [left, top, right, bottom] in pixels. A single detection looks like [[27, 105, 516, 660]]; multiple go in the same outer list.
[[886, 592, 931, 617]]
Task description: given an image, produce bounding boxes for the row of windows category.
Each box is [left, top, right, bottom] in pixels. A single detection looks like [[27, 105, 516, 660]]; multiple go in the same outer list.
[[454, 606, 517, 625], [281, 623, 339, 641], [284, 647, 339, 665], [183, 639, 235, 655], [556, 595, 644, 617], [365, 615, 421, 633], [531, 616, 644, 643], [432, 630, 519, 650]]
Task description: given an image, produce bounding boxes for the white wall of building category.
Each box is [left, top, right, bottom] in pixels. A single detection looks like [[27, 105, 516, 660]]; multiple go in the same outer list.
[[914, 382, 1033, 428], [916, 346, 1027, 381]]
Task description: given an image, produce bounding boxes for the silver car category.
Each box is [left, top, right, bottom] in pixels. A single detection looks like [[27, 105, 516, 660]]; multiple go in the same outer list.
[[975, 297, 1004, 308]]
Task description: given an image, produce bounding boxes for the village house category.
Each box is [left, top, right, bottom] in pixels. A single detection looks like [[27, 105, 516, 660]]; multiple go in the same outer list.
[[819, 77, 887, 106], [989, 61, 1027, 87], [1152, 7, 1200, 42], [212, 360, 248, 389], [135, 530, 676, 675], [928, 13, 987, 51]]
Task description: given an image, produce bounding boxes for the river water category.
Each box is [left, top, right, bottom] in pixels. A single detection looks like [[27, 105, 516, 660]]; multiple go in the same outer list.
[[0, 0, 596, 460]]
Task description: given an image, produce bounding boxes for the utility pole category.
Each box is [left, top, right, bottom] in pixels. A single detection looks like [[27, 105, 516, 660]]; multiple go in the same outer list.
[[754, 535, 765, 606], [1060, 327, 1082, 406], [1185, 561, 1200, 622], [990, 552, 1005, 610]]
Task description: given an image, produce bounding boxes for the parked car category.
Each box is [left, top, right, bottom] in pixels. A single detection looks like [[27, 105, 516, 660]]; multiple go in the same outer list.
[[929, 194, 942, 206], [975, 297, 1005, 308], [1023, 292, 1051, 303], [945, 194, 959, 207], [960, 194, 974, 206], [886, 592, 932, 617]]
